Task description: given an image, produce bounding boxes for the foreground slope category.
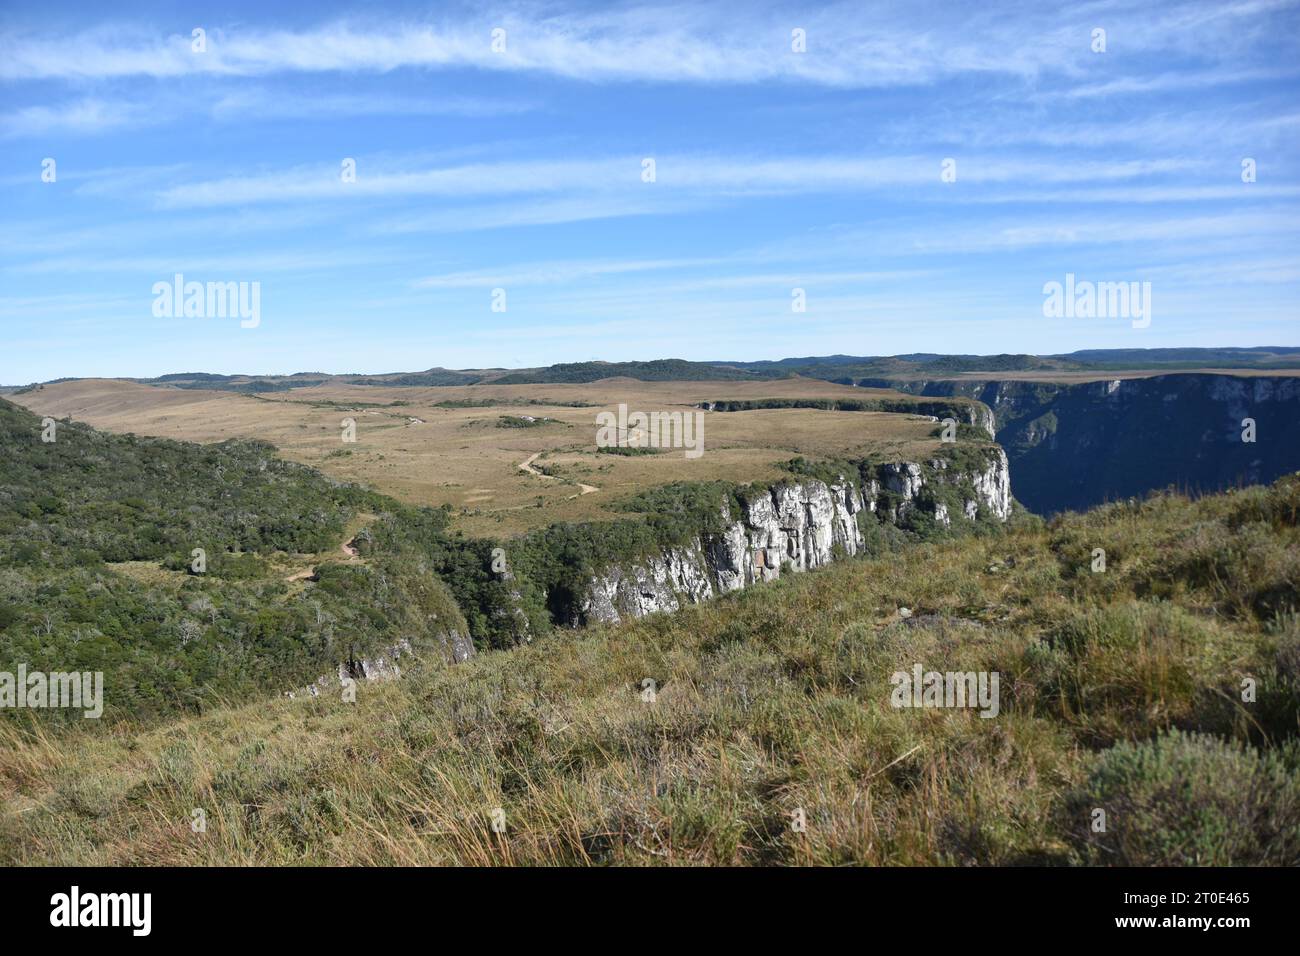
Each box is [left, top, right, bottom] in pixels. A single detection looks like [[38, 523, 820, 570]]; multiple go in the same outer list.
[[3, 476, 1297, 865]]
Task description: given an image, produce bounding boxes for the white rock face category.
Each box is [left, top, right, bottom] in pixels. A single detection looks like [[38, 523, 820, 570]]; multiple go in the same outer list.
[[583, 450, 1013, 624], [582, 539, 714, 624], [962, 446, 1013, 521], [970, 405, 997, 438], [707, 521, 751, 593], [882, 462, 924, 498]]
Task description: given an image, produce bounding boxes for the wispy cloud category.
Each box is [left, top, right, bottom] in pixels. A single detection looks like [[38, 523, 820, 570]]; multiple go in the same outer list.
[[3, 0, 1297, 381], [207, 88, 535, 121], [0, 97, 145, 138], [413, 256, 731, 288], [6, 249, 412, 276], [150, 153, 1207, 209], [4, 1, 1293, 86]]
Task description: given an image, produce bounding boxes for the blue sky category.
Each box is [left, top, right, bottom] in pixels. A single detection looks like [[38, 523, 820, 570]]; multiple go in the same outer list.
[[2, 0, 1299, 382]]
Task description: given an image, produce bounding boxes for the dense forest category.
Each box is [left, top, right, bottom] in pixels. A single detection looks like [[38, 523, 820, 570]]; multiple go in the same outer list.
[[0, 399, 472, 722]]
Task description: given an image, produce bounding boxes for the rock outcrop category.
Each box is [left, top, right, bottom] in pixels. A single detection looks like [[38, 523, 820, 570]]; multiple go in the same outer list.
[[285, 627, 475, 700], [285, 571, 476, 698], [579, 449, 1013, 625]]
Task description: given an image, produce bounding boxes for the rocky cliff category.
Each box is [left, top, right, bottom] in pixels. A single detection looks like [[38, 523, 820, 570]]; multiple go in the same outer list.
[[285, 568, 476, 698], [859, 373, 1300, 515], [579, 447, 1012, 624]]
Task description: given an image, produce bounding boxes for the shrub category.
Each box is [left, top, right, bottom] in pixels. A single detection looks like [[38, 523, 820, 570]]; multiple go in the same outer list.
[[1070, 730, 1300, 865]]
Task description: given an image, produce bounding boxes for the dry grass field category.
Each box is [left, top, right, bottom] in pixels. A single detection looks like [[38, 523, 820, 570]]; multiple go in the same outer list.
[[13, 377, 951, 537]]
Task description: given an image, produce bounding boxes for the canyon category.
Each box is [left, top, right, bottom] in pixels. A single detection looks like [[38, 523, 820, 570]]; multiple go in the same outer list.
[[857, 373, 1300, 514]]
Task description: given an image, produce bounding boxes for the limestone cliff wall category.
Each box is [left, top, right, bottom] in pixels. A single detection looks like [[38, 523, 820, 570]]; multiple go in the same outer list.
[[867, 373, 1300, 514], [580, 449, 1012, 625]]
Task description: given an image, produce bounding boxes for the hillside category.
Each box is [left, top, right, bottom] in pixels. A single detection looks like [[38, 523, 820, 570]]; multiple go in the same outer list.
[[0, 398, 474, 722], [2, 474, 1297, 865], [0, 395, 1014, 721], [12, 358, 1300, 520]]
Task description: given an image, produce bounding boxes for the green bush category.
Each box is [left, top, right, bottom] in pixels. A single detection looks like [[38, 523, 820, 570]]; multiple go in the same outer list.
[[1071, 730, 1300, 865]]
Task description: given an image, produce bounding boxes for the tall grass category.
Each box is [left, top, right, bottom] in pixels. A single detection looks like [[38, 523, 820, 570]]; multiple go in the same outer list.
[[2, 477, 1297, 865]]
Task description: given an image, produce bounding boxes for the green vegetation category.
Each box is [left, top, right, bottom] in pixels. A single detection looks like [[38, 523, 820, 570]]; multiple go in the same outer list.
[[0, 401, 375, 566], [495, 415, 554, 428], [705, 395, 986, 429], [430, 398, 597, 409], [595, 444, 663, 456], [494, 359, 774, 385], [930, 422, 987, 442], [1070, 730, 1300, 865], [0, 399, 470, 722], [0, 397, 1022, 724], [3, 475, 1295, 864], [250, 396, 412, 410], [6, 392, 1296, 865]]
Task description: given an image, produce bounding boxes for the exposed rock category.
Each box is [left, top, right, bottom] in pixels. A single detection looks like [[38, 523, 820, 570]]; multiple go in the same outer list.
[[873, 373, 1300, 514], [436, 628, 476, 664], [582, 545, 714, 624], [961, 446, 1012, 521], [583, 450, 1013, 624], [285, 625, 474, 699]]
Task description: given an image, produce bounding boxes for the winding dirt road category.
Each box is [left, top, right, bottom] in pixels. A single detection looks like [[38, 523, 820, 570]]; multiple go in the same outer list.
[[284, 522, 365, 582], [519, 452, 599, 495]]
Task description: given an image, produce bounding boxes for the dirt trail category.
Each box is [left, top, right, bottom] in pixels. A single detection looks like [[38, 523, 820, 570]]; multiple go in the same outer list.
[[519, 452, 598, 495], [283, 518, 367, 582]]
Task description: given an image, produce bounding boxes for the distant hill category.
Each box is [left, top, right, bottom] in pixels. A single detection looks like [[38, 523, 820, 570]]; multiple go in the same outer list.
[[8, 347, 1300, 396], [493, 359, 777, 385], [128, 367, 486, 392], [1049, 347, 1300, 370], [723, 349, 1300, 381]]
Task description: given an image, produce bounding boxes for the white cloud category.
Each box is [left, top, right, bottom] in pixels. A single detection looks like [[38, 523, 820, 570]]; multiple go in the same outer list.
[[150, 153, 1208, 209], [0, 98, 144, 138], [207, 88, 534, 121], [3, 1, 1292, 86], [413, 256, 729, 288]]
